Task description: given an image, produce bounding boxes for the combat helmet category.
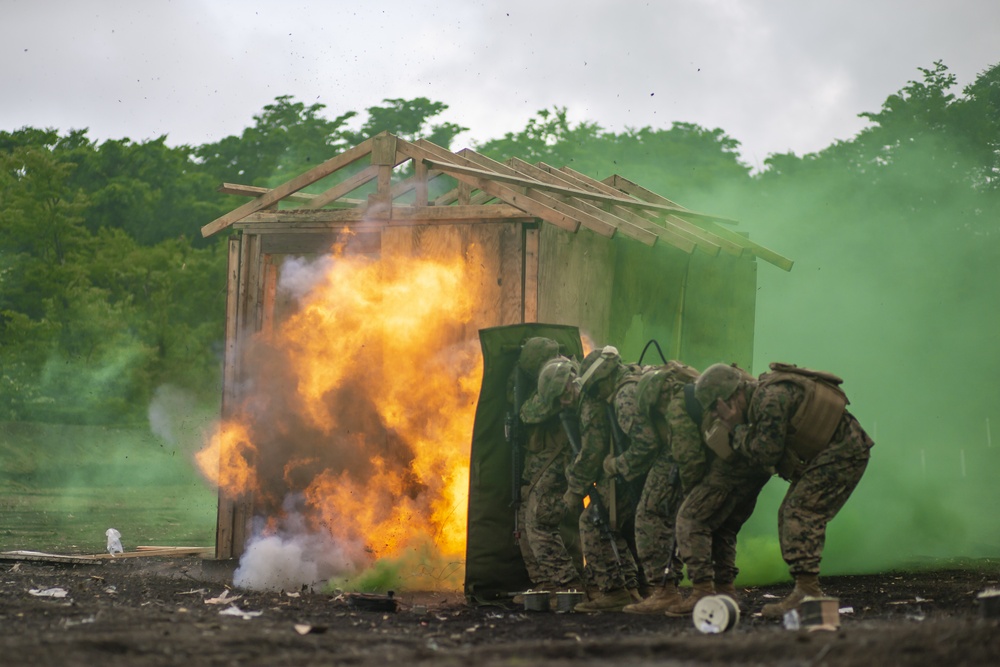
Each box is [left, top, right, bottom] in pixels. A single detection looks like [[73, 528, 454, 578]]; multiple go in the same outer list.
[[517, 337, 561, 379], [575, 345, 621, 396], [521, 357, 578, 424], [636, 369, 670, 415], [694, 363, 749, 411]]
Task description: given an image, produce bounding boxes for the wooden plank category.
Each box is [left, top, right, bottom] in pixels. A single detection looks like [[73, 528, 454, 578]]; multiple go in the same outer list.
[[215, 237, 242, 560], [398, 141, 583, 234], [261, 256, 277, 338], [370, 132, 398, 165], [549, 165, 707, 255], [0, 547, 214, 563], [390, 167, 443, 201], [238, 205, 534, 225], [0, 551, 100, 564], [218, 183, 318, 202], [496, 222, 523, 326], [304, 164, 380, 209], [201, 136, 375, 237], [435, 151, 624, 245], [231, 233, 260, 560], [463, 224, 505, 338], [373, 164, 393, 209], [504, 157, 662, 247], [555, 168, 697, 254], [556, 167, 734, 255], [604, 174, 793, 271], [260, 231, 381, 255], [536, 223, 615, 345], [414, 160, 429, 206], [422, 152, 730, 223], [523, 225, 539, 323]]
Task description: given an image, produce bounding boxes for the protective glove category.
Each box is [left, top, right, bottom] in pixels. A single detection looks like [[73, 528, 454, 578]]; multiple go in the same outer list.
[[602, 454, 620, 477], [562, 489, 584, 511]]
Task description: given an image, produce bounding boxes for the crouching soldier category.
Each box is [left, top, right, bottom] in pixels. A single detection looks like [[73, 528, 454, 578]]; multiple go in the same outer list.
[[517, 355, 587, 597], [695, 362, 874, 619], [604, 361, 702, 614], [564, 346, 644, 612], [634, 366, 772, 616], [509, 339, 584, 599]]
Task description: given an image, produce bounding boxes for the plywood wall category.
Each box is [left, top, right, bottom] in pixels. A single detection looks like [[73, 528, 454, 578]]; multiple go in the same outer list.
[[536, 224, 616, 346]]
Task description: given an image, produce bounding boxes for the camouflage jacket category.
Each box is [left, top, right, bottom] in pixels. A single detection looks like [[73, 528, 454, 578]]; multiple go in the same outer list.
[[660, 382, 708, 492], [730, 376, 818, 471], [564, 364, 641, 495], [609, 364, 706, 490]]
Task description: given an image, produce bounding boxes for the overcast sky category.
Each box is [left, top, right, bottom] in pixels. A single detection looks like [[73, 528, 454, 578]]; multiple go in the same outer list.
[[3, 0, 997, 169]]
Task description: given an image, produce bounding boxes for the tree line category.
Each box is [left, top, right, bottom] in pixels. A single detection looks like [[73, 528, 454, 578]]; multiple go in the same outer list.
[[1, 61, 997, 425]]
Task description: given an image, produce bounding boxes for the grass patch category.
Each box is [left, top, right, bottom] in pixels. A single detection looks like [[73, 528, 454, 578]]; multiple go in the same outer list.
[[0, 421, 216, 553]]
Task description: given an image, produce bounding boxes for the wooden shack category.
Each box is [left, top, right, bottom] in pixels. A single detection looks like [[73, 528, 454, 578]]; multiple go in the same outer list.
[[201, 131, 792, 560]]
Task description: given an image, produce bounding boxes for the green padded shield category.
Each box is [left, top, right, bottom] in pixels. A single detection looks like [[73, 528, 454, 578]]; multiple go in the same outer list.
[[464, 323, 584, 603]]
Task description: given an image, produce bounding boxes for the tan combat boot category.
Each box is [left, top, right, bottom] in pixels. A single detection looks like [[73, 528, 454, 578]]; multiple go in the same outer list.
[[573, 587, 634, 612], [622, 583, 684, 615], [714, 581, 741, 605], [664, 580, 715, 617], [761, 574, 823, 619]]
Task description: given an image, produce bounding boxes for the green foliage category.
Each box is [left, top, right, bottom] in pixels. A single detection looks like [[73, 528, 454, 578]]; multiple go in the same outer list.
[[195, 95, 357, 190], [2, 71, 997, 442], [474, 107, 752, 208], [342, 97, 467, 148]]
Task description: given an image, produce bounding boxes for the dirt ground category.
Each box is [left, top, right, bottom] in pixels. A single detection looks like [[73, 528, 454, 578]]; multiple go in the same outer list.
[[1, 556, 998, 667]]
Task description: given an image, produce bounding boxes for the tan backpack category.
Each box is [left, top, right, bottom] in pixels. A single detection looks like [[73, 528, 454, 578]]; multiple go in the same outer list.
[[760, 362, 849, 461]]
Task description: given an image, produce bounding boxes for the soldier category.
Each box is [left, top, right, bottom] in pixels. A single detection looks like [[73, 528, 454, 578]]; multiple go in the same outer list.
[[695, 362, 874, 619], [507, 338, 583, 597], [602, 361, 703, 614], [630, 367, 771, 616], [517, 356, 587, 597], [564, 346, 643, 612]]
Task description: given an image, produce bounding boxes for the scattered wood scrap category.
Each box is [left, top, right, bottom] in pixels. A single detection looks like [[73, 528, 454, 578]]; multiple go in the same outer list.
[[0, 546, 213, 564]]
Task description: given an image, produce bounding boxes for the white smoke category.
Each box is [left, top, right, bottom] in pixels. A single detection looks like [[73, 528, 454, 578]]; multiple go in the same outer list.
[[233, 495, 368, 592], [147, 384, 205, 452], [277, 255, 333, 302]]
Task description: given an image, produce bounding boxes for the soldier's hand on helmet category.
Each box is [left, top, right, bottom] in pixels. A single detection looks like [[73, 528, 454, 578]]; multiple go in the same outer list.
[[714, 397, 744, 431], [562, 489, 584, 511], [602, 454, 620, 477]]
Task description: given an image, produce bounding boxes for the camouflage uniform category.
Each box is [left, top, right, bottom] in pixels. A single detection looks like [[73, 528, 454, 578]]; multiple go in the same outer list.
[[507, 338, 564, 590], [519, 411, 582, 590], [510, 342, 583, 592], [732, 377, 874, 576], [608, 371, 700, 589], [674, 412, 771, 587], [565, 365, 642, 594]]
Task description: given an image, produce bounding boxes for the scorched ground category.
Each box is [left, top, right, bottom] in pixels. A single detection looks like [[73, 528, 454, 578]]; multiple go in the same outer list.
[[1, 557, 998, 667]]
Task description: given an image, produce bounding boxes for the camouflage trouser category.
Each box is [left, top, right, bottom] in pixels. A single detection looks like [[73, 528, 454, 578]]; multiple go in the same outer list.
[[779, 415, 872, 576], [521, 449, 581, 588], [676, 461, 770, 584], [577, 478, 639, 592], [633, 458, 684, 586]]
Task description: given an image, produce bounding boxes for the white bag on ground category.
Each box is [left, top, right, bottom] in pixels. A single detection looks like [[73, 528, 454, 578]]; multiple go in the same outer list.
[[106, 528, 123, 555]]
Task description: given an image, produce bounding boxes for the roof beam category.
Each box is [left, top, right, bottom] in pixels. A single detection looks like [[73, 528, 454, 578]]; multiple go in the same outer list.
[[604, 174, 793, 271], [201, 135, 377, 237], [397, 139, 583, 235], [526, 160, 701, 255], [236, 204, 534, 226], [499, 156, 665, 246], [415, 151, 733, 224], [551, 165, 736, 257]]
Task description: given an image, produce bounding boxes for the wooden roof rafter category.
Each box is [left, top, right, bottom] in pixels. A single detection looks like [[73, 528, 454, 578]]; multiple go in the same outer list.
[[201, 131, 792, 271]]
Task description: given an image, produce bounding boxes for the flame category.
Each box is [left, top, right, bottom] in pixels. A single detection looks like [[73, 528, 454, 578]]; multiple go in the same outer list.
[[194, 421, 259, 496], [197, 241, 486, 588]]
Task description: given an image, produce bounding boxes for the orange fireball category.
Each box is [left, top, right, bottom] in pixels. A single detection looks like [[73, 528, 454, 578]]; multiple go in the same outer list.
[[197, 242, 485, 587]]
